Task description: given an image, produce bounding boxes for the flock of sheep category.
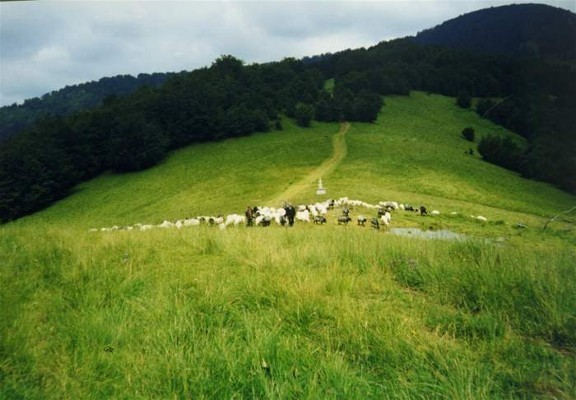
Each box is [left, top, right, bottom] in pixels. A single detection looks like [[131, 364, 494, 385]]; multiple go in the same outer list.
[[90, 196, 488, 232]]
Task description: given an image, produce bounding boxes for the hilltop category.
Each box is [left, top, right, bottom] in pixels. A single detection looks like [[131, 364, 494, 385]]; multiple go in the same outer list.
[[0, 72, 175, 141], [413, 3, 576, 60]]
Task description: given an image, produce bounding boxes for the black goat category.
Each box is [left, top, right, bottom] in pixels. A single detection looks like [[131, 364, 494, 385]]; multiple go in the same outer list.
[[337, 215, 352, 225]]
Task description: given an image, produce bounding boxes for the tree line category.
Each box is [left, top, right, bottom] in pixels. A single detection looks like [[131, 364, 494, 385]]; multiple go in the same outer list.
[[0, 56, 383, 222], [0, 73, 173, 141], [1, 37, 575, 222], [310, 39, 576, 194]]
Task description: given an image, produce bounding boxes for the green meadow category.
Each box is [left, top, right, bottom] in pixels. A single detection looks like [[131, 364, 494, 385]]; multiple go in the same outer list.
[[1, 92, 574, 399]]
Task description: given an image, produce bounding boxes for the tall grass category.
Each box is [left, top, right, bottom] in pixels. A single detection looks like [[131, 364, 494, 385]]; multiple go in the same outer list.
[[1, 223, 574, 399], [2, 92, 575, 398]]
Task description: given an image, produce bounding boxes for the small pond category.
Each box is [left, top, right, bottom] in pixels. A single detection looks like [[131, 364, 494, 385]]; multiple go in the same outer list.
[[388, 227, 467, 241]]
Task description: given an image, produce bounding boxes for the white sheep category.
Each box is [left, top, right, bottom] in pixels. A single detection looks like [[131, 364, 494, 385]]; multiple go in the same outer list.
[[183, 218, 201, 226], [296, 209, 310, 223], [225, 214, 246, 227], [380, 211, 391, 226], [272, 208, 287, 225], [379, 201, 399, 210], [307, 205, 318, 217], [158, 220, 174, 228], [315, 202, 329, 215], [205, 216, 223, 225]]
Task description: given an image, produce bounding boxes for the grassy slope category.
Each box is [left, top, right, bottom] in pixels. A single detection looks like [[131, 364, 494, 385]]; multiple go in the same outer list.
[[1, 92, 575, 399], [29, 118, 336, 228]]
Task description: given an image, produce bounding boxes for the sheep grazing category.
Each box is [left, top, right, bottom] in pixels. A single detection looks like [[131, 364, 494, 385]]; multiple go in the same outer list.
[[136, 223, 154, 231], [379, 201, 399, 210], [314, 202, 329, 215], [158, 220, 175, 228], [307, 204, 319, 217], [255, 215, 272, 227], [225, 213, 246, 227], [337, 215, 352, 225], [183, 217, 201, 226], [92, 195, 482, 235], [208, 216, 224, 226], [270, 208, 287, 225], [296, 209, 311, 223], [377, 207, 389, 217], [380, 211, 391, 226], [313, 215, 327, 224]]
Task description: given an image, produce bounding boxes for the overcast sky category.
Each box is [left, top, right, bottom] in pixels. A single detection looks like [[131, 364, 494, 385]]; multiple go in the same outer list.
[[1, 0, 574, 107]]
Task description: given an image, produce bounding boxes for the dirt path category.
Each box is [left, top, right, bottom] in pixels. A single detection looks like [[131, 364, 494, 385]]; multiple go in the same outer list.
[[268, 122, 349, 205]]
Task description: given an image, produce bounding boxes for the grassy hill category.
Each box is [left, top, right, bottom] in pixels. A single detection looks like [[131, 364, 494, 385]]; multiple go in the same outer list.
[[19, 92, 575, 230], [2, 92, 575, 398]]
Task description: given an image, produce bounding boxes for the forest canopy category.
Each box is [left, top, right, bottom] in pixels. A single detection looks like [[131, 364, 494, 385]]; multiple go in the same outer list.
[[1, 31, 575, 222]]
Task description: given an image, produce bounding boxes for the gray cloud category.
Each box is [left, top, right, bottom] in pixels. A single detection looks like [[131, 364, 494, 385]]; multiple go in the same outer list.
[[1, 0, 574, 106]]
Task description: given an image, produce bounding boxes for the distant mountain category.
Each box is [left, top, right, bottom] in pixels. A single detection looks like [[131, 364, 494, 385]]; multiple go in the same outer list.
[[0, 72, 176, 141], [413, 4, 576, 61]]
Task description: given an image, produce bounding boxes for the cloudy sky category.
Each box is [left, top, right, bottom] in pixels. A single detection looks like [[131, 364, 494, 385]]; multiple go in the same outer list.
[[1, 0, 574, 107]]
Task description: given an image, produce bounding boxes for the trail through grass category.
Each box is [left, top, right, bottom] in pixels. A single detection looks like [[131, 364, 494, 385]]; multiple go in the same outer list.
[[268, 122, 349, 205]]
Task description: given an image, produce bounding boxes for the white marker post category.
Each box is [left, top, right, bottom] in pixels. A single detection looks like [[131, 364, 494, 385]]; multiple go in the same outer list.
[[316, 178, 326, 195]]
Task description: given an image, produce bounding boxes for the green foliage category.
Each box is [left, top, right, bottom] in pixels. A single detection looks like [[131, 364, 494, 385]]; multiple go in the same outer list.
[[312, 35, 575, 193], [107, 114, 169, 172], [295, 103, 314, 127], [351, 90, 383, 122], [314, 92, 336, 122], [0, 73, 172, 141], [0, 57, 325, 222], [456, 90, 472, 109], [477, 134, 525, 172], [476, 98, 495, 117], [3, 23, 575, 224], [461, 127, 475, 142]]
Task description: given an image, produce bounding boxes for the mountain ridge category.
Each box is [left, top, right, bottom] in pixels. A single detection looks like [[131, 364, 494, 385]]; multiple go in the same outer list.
[[1, 3, 575, 223], [413, 3, 576, 60], [4, 3, 575, 143]]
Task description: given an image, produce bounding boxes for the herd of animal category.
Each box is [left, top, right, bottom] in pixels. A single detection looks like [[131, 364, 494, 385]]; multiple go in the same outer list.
[[90, 197, 488, 232]]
